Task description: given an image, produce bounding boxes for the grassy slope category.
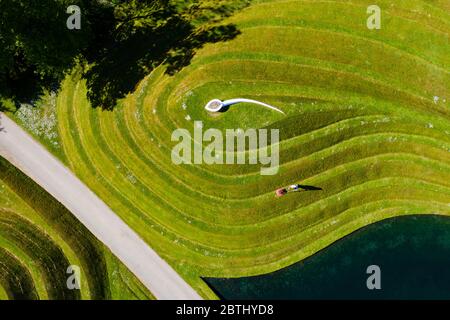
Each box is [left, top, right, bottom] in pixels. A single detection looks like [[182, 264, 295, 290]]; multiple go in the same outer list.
[[0, 157, 153, 300], [8, 0, 450, 298]]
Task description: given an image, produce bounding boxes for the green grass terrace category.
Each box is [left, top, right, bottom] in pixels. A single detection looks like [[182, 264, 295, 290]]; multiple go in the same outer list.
[[8, 0, 450, 299]]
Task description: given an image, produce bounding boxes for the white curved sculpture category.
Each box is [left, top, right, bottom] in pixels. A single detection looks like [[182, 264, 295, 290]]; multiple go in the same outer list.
[[205, 98, 285, 115]]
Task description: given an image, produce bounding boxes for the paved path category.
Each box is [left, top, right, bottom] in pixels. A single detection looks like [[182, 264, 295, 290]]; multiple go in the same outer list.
[[0, 112, 202, 300]]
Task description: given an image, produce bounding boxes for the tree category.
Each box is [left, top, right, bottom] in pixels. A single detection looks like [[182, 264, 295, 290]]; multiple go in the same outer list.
[[83, 0, 247, 110], [0, 0, 248, 110]]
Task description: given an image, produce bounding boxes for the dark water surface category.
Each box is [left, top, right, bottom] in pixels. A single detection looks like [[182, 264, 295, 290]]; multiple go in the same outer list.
[[205, 215, 450, 299]]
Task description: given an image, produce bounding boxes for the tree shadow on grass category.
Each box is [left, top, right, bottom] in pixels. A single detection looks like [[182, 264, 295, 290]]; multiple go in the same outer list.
[[84, 21, 241, 110], [1, 0, 247, 111], [0, 112, 6, 133], [298, 185, 323, 191]]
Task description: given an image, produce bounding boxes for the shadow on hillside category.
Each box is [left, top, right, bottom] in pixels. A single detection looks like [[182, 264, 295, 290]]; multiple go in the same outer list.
[[299, 185, 323, 191], [2, 1, 248, 112], [84, 23, 241, 110]]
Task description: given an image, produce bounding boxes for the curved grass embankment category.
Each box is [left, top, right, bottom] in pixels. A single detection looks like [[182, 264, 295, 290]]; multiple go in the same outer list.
[[0, 157, 153, 300], [9, 0, 450, 298]]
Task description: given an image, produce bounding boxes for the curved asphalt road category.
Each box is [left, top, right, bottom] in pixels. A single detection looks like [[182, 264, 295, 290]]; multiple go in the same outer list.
[[0, 112, 202, 300]]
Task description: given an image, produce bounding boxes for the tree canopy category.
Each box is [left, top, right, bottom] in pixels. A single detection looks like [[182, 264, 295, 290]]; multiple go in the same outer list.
[[0, 0, 94, 105], [0, 0, 248, 110]]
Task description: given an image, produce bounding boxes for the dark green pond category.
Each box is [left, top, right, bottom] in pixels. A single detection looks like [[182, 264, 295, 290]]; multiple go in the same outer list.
[[205, 215, 450, 300]]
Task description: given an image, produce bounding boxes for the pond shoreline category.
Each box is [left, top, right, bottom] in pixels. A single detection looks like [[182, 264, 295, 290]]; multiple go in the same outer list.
[[205, 215, 450, 300]]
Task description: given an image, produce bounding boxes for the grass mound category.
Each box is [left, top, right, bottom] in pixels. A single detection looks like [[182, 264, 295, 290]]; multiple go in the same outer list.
[[0, 157, 153, 300], [8, 0, 450, 298]]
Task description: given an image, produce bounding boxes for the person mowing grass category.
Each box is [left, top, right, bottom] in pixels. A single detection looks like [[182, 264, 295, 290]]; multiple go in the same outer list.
[[275, 184, 302, 197]]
